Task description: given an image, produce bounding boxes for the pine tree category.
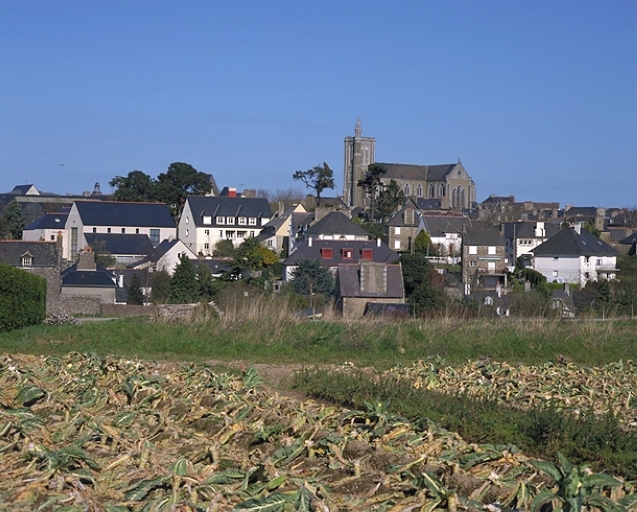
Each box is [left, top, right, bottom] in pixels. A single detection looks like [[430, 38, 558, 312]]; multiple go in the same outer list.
[[169, 255, 198, 304], [5, 199, 24, 240], [150, 269, 171, 304], [127, 273, 145, 305]]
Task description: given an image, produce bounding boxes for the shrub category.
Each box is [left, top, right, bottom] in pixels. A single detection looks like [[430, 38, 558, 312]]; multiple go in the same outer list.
[[0, 264, 46, 332]]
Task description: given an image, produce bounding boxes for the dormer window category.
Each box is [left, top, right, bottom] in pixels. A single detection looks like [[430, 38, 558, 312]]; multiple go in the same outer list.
[[321, 248, 333, 259], [342, 249, 353, 259], [361, 249, 373, 260], [203, 216, 212, 225], [249, 217, 257, 225], [21, 253, 32, 268], [238, 217, 247, 225], [485, 296, 493, 306], [216, 216, 225, 225], [227, 217, 235, 225]]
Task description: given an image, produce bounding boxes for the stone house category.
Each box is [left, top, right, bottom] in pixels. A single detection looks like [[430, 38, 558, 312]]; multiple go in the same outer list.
[[462, 227, 508, 295]]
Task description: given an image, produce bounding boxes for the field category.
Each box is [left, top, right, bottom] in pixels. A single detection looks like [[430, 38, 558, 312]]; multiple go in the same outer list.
[[1, 314, 637, 510]]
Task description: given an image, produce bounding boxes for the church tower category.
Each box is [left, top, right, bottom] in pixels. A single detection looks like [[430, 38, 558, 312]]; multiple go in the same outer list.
[[343, 117, 375, 207]]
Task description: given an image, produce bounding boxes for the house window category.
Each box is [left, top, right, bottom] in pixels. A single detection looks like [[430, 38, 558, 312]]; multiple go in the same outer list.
[[361, 249, 373, 260], [394, 240, 401, 250], [227, 217, 235, 225], [249, 217, 257, 225], [488, 246, 496, 255], [50, 235, 55, 241], [238, 217, 247, 225], [226, 230, 235, 239], [395, 227, 401, 235], [204, 229, 210, 235], [250, 231, 255, 237], [321, 248, 333, 259], [342, 249, 353, 259], [92, 227, 97, 233], [107, 228, 111, 233], [469, 246, 477, 255], [469, 260, 476, 267], [136, 228, 139, 234], [185, 216, 189, 224], [218, 230, 223, 238], [204, 243, 209, 250], [216, 216, 225, 225], [121, 228, 125, 234], [428, 184, 435, 198], [439, 184, 446, 196], [203, 216, 211, 225], [404, 183, 410, 195], [417, 184, 423, 197], [185, 229, 189, 237], [22, 254, 32, 268], [552, 270, 558, 278], [150, 229, 160, 246], [71, 227, 78, 258], [237, 231, 246, 239]]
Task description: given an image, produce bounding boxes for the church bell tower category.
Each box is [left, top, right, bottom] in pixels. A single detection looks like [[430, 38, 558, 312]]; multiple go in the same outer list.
[[343, 117, 375, 207]]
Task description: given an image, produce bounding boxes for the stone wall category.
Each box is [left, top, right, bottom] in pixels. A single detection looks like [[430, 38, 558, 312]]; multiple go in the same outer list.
[[58, 295, 102, 315], [100, 304, 158, 318], [156, 304, 198, 322], [25, 267, 62, 315]]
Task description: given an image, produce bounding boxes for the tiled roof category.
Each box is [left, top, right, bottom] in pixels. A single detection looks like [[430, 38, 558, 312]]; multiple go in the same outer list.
[[422, 215, 472, 235], [376, 163, 460, 181], [337, 263, 404, 298], [75, 201, 175, 228], [0, 241, 60, 267], [185, 196, 272, 227], [500, 222, 559, 239], [463, 227, 505, 246], [305, 212, 369, 237], [24, 211, 69, 230], [284, 239, 399, 266], [532, 228, 619, 256], [84, 233, 154, 256]]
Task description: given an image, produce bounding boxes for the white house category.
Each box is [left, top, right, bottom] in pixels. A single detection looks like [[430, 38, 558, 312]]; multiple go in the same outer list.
[[22, 210, 69, 249], [64, 201, 176, 262], [531, 225, 619, 287], [179, 195, 272, 255], [128, 238, 197, 274]]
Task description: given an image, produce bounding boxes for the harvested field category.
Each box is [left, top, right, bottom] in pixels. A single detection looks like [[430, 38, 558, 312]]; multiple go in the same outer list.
[[0, 353, 635, 510]]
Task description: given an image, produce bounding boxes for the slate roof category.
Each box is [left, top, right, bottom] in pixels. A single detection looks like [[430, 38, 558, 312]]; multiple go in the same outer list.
[[24, 211, 69, 231], [284, 240, 399, 266], [10, 184, 39, 195], [364, 303, 411, 318], [0, 241, 60, 267], [128, 239, 180, 268], [61, 262, 116, 287], [413, 198, 443, 210], [463, 227, 505, 246], [500, 222, 559, 240], [565, 206, 598, 217], [376, 163, 460, 181], [422, 215, 472, 236], [385, 205, 421, 227], [74, 201, 175, 228], [532, 228, 619, 256], [185, 196, 272, 227], [337, 263, 404, 298], [619, 232, 637, 245], [305, 212, 369, 237], [84, 233, 154, 256]]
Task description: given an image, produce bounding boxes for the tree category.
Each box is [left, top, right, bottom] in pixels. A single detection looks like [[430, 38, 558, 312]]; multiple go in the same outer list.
[[5, 199, 24, 240], [197, 264, 223, 302], [291, 260, 335, 304], [292, 162, 335, 206], [376, 179, 406, 222], [168, 255, 199, 303], [357, 164, 387, 222], [414, 230, 433, 254], [127, 273, 145, 305], [213, 239, 235, 257], [400, 252, 431, 296], [155, 162, 212, 215], [583, 221, 601, 238], [109, 170, 157, 202], [232, 237, 278, 272], [150, 269, 171, 304]]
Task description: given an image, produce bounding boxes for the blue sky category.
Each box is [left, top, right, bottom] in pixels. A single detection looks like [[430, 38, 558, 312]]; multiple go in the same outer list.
[[2, 1, 636, 208]]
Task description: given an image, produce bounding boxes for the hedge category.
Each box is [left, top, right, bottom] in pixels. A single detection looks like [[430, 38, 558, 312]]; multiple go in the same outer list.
[[0, 263, 47, 332]]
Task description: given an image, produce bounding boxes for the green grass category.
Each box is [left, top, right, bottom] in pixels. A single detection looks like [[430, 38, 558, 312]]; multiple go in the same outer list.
[[1, 316, 637, 366]]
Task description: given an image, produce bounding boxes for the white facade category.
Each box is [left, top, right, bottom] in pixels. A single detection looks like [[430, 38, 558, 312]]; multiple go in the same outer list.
[[534, 254, 618, 287]]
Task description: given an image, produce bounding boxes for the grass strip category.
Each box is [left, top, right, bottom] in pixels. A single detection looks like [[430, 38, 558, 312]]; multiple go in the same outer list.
[[292, 366, 637, 480]]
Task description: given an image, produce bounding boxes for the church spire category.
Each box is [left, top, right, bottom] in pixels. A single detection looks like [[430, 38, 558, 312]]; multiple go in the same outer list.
[[354, 116, 362, 138]]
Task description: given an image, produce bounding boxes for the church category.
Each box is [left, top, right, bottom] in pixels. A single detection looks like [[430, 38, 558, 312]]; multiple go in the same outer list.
[[343, 118, 476, 210]]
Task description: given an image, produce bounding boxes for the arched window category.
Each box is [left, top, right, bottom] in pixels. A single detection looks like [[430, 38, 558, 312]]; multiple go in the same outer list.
[[428, 184, 435, 198], [439, 184, 446, 197], [22, 254, 32, 268], [416, 184, 423, 197], [452, 187, 458, 207], [404, 183, 410, 196], [460, 187, 466, 208]]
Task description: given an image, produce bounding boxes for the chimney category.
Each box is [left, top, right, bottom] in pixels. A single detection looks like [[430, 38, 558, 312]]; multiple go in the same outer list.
[[278, 202, 284, 217], [376, 237, 381, 247], [77, 250, 96, 271], [404, 207, 415, 225], [314, 207, 330, 222], [574, 222, 582, 235], [228, 187, 236, 198], [535, 222, 545, 238], [595, 207, 606, 232], [308, 236, 312, 247]]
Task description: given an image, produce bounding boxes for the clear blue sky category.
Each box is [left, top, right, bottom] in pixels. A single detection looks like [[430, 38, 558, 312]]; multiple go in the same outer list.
[[2, 1, 636, 208]]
